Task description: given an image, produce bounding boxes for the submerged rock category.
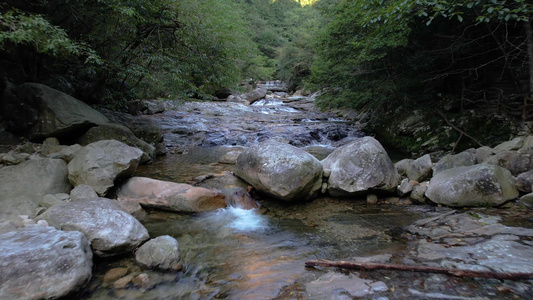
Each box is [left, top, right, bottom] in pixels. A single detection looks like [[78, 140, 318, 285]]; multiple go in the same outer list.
[[426, 164, 518, 207], [67, 140, 143, 196], [135, 235, 182, 271], [235, 140, 323, 201], [0, 225, 92, 299], [37, 198, 149, 257], [322, 137, 398, 196], [306, 271, 388, 298], [117, 177, 227, 213]]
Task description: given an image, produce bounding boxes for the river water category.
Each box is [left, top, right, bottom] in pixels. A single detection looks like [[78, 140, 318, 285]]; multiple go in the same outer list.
[[80, 95, 531, 299]]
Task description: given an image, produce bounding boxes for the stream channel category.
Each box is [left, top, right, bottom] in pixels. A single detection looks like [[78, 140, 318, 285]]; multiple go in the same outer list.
[[81, 95, 532, 299]]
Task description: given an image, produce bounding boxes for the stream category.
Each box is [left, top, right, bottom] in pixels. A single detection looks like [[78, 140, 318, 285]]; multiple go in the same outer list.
[[81, 94, 532, 299]]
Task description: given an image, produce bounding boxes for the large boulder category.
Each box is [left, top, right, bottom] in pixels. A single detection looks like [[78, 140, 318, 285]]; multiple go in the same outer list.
[[78, 123, 156, 163], [0, 158, 71, 215], [0, 225, 92, 300], [117, 177, 227, 212], [235, 140, 323, 201], [483, 149, 533, 176], [516, 169, 533, 193], [37, 198, 149, 257], [67, 140, 143, 196], [241, 87, 267, 104], [135, 235, 182, 271], [426, 164, 518, 207], [432, 149, 477, 175], [0, 82, 108, 141], [321, 137, 398, 196]]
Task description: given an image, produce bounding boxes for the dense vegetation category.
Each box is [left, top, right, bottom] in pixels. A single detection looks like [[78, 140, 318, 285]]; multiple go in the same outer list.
[[0, 0, 318, 106], [309, 0, 533, 116], [1, 0, 531, 122]]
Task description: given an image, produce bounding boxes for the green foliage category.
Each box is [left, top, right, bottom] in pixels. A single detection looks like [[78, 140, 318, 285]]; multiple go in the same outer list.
[[0, 9, 99, 63]]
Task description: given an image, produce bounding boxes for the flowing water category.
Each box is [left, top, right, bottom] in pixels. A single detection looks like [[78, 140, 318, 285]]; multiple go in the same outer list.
[[79, 95, 532, 299]]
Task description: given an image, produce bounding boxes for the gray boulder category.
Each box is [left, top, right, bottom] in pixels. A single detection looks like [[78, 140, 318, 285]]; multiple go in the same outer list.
[[410, 183, 429, 204], [37, 198, 149, 257], [67, 140, 143, 196], [1, 82, 108, 141], [475, 146, 495, 163], [78, 123, 156, 163], [0, 226, 92, 300], [0, 158, 71, 215], [494, 137, 524, 152], [241, 87, 267, 104], [433, 149, 477, 175], [322, 137, 398, 196], [70, 184, 98, 202], [483, 149, 533, 176], [135, 235, 182, 271], [46, 144, 83, 162], [516, 169, 533, 193], [520, 192, 533, 210], [235, 140, 323, 201], [426, 164, 518, 207], [395, 154, 432, 182], [117, 177, 227, 213]]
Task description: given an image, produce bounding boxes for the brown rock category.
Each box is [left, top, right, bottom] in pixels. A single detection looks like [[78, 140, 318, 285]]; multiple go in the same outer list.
[[103, 268, 128, 284], [113, 274, 134, 289]]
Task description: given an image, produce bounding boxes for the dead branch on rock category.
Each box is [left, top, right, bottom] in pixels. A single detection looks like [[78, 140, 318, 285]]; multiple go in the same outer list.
[[305, 259, 533, 280], [437, 111, 484, 148]]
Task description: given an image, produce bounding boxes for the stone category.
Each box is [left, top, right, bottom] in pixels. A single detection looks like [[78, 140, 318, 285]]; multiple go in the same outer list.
[[410, 184, 429, 204], [70, 184, 98, 202], [103, 268, 129, 284], [132, 273, 151, 288], [520, 193, 533, 209], [46, 144, 83, 162], [306, 272, 386, 298], [1, 82, 108, 141], [227, 95, 248, 105], [225, 188, 260, 210], [40, 194, 65, 209], [141, 100, 166, 114], [135, 235, 182, 271], [432, 149, 477, 175], [241, 87, 267, 104], [483, 150, 533, 176], [0, 226, 92, 300], [0, 151, 30, 165], [366, 194, 378, 205], [516, 169, 533, 193], [493, 137, 524, 153], [99, 109, 164, 145], [113, 274, 135, 289], [410, 154, 433, 181], [67, 140, 143, 196], [0, 158, 71, 215], [425, 164, 518, 207], [117, 177, 227, 213], [235, 140, 323, 201], [114, 198, 145, 216], [475, 146, 495, 163], [397, 178, 415, 196], [78, 123, 156, 163], [322, 137, 398, 196], [37, 198, 149, 257], [219, 147, 245, 164], [41, 137, 61, 156]]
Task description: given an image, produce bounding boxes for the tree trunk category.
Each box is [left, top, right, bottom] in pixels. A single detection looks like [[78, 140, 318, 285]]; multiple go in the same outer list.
[[525, 21, 533, 102], [305, 259, 533, 280]]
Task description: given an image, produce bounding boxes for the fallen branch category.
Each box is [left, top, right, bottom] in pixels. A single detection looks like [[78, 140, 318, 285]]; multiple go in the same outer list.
[[437, 111, 484, 148], [413, 210, 457, 227], [305, 260, 533, 280]]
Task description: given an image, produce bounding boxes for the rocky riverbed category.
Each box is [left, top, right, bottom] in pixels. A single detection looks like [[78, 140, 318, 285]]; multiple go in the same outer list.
[[1, 83, 533, 299]]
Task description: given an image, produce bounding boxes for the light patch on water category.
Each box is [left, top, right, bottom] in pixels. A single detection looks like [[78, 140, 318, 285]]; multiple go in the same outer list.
[[203, 207, 269, 233]]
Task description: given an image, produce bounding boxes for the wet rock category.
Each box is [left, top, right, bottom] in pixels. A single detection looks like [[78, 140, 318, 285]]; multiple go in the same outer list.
[[37, 198, 149, 257], [322, 137, 398, 196], [366, 194, 378, 205], [113, 274, 135, 289], [426, 164, 518, 207], [410, 183, 429, 204], [306, 272, 388, 298], [226, 188, 260, 209], [115, 197, 145, 216], [483, 149, 533, 176], [397, 178, 417, 196], [141, 100, 166, 115], [0, 158, 71, 215], [516, 169, 533, 193], [117, 177, 227, 213], [132, 273, 151, 288], [219, 147, 246, 164], [78, 123, 156, 163], [67, 140, 143, 196], [241, 87, 267, 104], [235, 140, 323, 201], [100, 109, 164, 145], [70, 184, 98, 202], [432, 149, 477, 175], [1, 82, 108, 141], [103, 268, 129, 285], [0, 225, 92, 300], [135, 235, 182, 271]]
